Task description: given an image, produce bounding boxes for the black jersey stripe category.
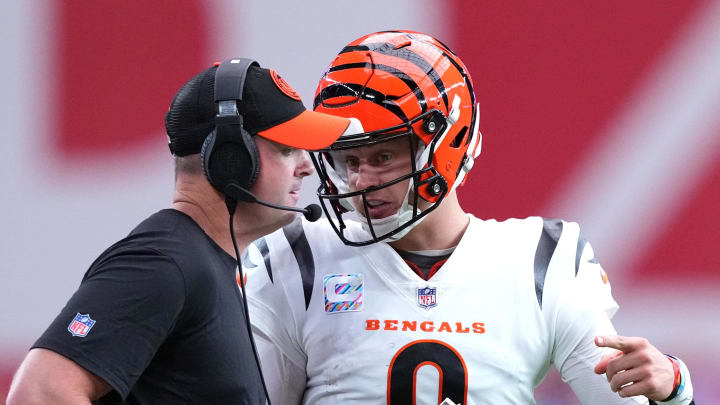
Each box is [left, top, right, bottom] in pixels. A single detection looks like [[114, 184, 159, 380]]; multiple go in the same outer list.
[[240, 237, 273, 283], [255, 238, 272, 282], [340, 42, 448, 110], [534, 218, 564, 308], [314, 83, 408, 122], [574, 235, 588, 276], [240, 250, 254, 269], [282, 218, 315, 310], [327, 62, 428, 113]]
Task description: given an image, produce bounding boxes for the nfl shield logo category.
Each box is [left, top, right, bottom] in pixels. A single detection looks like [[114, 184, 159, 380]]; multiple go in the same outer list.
[[417, 286, 437, 309], [67, 313, 96, 337]]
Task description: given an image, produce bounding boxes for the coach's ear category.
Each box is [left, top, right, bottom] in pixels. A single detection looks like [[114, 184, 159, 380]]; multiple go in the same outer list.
[[7, 348, 113, 404]]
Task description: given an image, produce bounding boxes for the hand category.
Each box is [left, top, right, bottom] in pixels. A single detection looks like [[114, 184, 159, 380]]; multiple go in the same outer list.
[[594, 335, 674, 400]]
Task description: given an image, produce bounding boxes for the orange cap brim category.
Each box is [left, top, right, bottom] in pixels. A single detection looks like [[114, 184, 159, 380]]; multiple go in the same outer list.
[[257, 110, 351, 150]]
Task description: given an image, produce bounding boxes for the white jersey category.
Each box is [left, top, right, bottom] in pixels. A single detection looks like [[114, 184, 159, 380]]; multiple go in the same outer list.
[[244, 215, 648, 405]]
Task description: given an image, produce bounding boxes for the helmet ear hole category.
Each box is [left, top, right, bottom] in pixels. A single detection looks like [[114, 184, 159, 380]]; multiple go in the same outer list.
[[449, 126, 468, 148]]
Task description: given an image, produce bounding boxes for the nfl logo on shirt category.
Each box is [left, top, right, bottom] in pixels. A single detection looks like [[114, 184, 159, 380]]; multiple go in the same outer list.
[[67, 313, 96, 337], [417, 286, 437, 309]]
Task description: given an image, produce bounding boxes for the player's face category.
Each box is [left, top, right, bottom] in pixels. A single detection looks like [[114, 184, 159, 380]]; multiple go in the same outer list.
[[252, 136, 313, 224], [338, 137, 414, 219]]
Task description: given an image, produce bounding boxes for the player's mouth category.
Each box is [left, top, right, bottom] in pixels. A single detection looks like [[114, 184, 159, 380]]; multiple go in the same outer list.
[[365, 199, 393, 219]]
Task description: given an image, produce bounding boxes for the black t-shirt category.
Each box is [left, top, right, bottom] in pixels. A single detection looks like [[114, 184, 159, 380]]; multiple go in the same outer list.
[[33, 209, 265, 404]]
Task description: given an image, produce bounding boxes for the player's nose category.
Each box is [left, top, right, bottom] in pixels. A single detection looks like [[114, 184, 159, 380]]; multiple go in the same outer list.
[[353, 163, 382, 190]]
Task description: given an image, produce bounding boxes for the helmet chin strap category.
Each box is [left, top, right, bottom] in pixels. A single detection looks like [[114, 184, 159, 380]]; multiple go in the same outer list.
[[359, 182, 421, 242]]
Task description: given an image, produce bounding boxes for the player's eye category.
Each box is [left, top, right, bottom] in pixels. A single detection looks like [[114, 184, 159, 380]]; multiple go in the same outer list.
[[281, 147, 295, 156], [345, 156, 360, 172], [377, 152, 393, 164]]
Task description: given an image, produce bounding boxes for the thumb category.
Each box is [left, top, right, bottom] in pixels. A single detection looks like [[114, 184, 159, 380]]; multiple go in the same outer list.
[[594, 354, 610, 374], [593, 351, 621, 374]]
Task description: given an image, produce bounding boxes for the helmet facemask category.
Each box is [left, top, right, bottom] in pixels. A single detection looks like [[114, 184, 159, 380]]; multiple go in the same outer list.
[[311, 110, 450, 246]]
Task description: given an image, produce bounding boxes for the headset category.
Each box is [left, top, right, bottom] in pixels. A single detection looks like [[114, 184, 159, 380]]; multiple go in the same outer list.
[[201, 58, 260, 202], [200, 58, 321, 221]]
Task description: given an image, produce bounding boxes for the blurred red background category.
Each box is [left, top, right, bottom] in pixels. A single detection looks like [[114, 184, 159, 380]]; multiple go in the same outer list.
[[2, 1, 717, 403]]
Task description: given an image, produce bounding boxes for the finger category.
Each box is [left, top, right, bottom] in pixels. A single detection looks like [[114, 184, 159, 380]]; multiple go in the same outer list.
[[604, 351, 634, 382], [594, 351, 622, 375], [605, 351, 645, 382], [609, 367, 647, 393], [595, 335, 646, 354], [617, 379, 652, 398]]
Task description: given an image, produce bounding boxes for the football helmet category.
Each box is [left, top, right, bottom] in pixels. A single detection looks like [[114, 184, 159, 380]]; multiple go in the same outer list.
[[312, 30, 481, 246]]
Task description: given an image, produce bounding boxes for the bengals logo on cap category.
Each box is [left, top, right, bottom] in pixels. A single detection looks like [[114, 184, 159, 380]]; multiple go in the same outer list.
[[270, 69, 301, 101]]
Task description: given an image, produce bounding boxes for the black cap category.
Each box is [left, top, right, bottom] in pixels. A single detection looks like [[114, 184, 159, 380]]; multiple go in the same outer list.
[[165, 62, 351, 156]]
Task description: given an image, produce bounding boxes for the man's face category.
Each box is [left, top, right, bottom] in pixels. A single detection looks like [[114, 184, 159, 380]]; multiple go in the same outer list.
[[251, 136, 314, 225], [337, 137, 414, 219]]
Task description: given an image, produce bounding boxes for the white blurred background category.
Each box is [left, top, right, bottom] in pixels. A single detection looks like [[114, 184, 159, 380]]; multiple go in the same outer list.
[[1, 1, 718, 403]]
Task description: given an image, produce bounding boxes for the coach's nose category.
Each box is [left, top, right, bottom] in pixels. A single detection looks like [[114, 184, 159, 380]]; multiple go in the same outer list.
[[295, 151, 314, 178]]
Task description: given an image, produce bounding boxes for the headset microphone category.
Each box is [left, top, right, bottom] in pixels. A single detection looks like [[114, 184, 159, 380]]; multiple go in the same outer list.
[[303, 204, 322, 222], [224, 183, 322, 222]]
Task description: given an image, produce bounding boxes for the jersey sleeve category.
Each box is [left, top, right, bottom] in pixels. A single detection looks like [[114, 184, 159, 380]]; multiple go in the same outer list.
[[243, 232, 308, 382], [32, 247, 186, 399], [575, 237, 619, 319], [540, 220, 619, 369], [550, 280, 648, 404], [255, 329, 308, 405], [540, 220, 695, 405], [561, 328, 695, 405], [561, 323, 649, 405]]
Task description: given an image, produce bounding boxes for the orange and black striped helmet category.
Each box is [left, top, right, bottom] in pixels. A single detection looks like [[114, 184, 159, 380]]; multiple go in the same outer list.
[[311, 31, 482, 246]]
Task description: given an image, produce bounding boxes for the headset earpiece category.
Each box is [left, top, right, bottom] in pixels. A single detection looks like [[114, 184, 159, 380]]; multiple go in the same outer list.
[[201, 125, 260, 201], [200, 58, 260, 202]]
